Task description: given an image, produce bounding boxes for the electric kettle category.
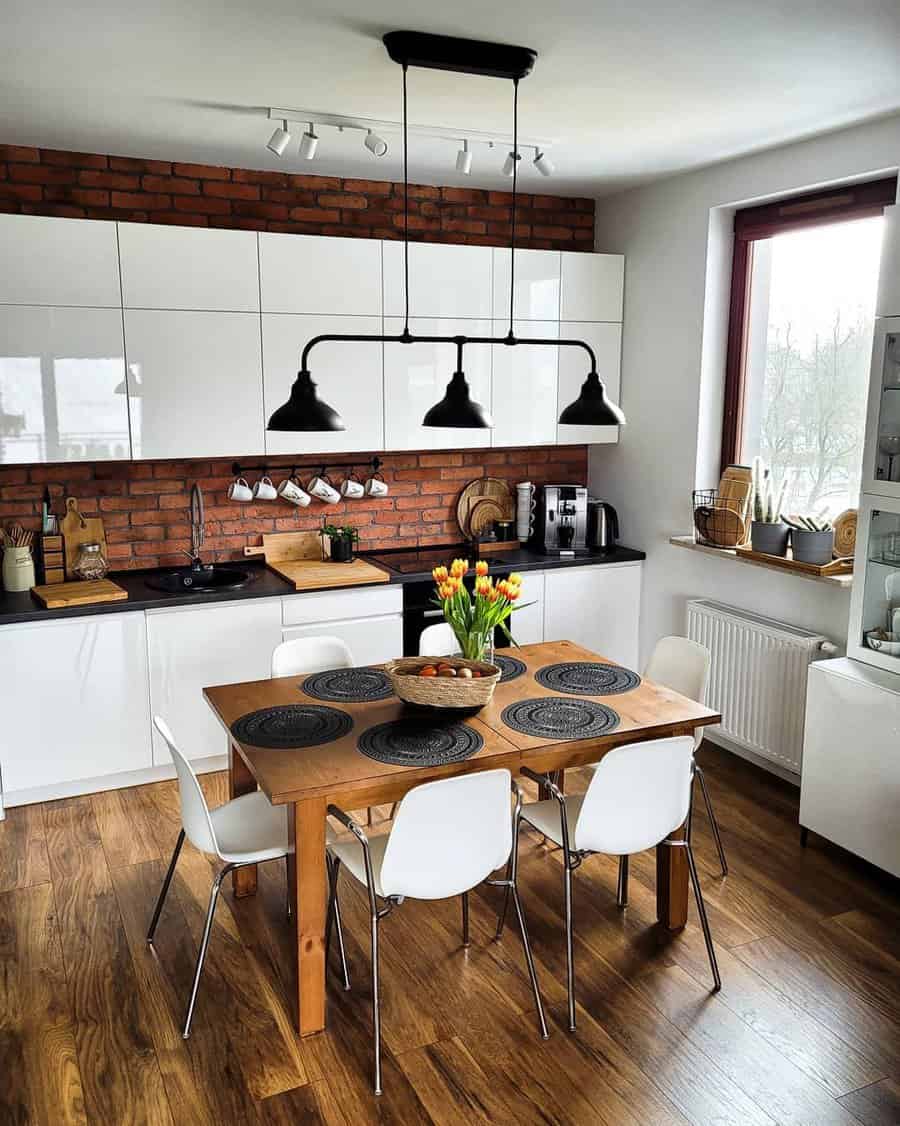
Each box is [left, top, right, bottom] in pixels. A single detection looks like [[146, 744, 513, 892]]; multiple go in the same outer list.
[[587, 500, 619, 551]]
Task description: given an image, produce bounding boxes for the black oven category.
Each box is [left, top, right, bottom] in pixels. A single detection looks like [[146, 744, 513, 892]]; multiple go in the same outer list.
[[401, 574, 513, 657]]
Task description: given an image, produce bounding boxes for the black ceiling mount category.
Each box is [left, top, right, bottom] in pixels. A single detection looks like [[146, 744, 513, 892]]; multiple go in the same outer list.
[[382, 30, 537, 81]]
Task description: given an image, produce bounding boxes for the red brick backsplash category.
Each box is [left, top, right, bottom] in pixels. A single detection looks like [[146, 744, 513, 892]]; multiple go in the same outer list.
[[0, 447, 588, 569], [0, 145, 594, 250]]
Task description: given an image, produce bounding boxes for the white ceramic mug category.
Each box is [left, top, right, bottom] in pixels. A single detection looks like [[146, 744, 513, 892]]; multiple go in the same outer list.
[[516, 481, 536, 538], [277, 476, 312, 507], [340, 473, 365, 499], [364, 473, 389, 498], [309, 474, 341, 504], [228, 476, 253, 503], [252, 475, 277, 501]]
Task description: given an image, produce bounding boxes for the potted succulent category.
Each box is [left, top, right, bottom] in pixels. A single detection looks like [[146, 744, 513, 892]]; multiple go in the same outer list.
[[783, 514, 835, 565], [432, 558, 526, 661], [320, 523, 359, 563], [750, 457, 789, 556]]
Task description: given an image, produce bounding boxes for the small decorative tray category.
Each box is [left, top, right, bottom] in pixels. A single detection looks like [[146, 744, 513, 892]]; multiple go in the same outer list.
[[384, 655, 501, 709]]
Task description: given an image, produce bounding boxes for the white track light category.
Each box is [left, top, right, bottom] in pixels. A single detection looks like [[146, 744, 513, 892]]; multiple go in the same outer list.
[[267, 120, 291, 157], [456, 139, 472, 175], [502, 150, 521, 177], [299, 123, 319, 160], [364, 129, 388, 157], [533, 148, 554, 177]]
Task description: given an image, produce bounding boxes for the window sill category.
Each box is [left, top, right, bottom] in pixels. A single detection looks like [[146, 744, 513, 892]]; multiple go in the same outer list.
[[669, 535, 854, 590]]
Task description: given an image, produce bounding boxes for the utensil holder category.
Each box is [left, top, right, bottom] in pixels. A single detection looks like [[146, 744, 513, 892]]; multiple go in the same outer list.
[[2, 545, 36, 592]]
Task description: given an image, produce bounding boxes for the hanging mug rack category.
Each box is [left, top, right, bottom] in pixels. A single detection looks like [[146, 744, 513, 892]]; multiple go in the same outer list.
[[230, 455, 383, 479]]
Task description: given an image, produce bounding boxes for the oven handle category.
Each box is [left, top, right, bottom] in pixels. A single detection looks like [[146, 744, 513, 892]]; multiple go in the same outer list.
[[422, 609, 444, 618]]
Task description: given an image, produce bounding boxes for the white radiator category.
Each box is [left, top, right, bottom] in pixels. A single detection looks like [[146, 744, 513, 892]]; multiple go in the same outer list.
[[686, 599, 835, 775]]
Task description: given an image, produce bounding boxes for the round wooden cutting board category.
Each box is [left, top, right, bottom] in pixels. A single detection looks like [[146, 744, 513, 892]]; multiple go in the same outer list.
[[456, 477, 514, 537]]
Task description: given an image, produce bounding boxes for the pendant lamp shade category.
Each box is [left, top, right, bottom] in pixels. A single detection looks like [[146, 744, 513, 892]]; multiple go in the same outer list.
[[558, 372, 626, 426], [422, 369, 493, 428], [267, 369, 346, 432]]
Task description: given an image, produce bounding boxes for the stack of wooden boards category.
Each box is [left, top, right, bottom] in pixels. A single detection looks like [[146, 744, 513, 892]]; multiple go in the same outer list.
[[694, 465, 753, 548], [244, 531, 390, 590], [30, 496, 127, 607]]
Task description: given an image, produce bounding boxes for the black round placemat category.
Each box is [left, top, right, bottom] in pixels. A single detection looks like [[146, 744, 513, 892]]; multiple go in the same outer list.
[[302, 667, 393, 703], [231, 704, 353, 749], [493, 654, 527, 683], [535, 661, 641, 696], [357, 718, 483, 767], [501, 697, 619, 740]]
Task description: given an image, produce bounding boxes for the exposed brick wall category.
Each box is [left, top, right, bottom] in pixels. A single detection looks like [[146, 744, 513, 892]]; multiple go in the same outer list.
[[0, 144, 594, 250], [0, 446, 588, 569]]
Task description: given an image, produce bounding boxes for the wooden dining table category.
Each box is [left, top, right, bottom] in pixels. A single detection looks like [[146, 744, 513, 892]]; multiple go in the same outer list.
[[204, 639, 721, 1037]]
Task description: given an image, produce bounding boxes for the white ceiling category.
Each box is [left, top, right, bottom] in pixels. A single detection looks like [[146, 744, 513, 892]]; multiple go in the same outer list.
[[2, 1, 900, 197]]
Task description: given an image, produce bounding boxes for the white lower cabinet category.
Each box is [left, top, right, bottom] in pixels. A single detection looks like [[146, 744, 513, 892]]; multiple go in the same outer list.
[[510, 571, 545, 645], [543, 563, 641, 667], [0, 613, 152, 796], [281, 585, 402, 666], [147, 598, 283, 765]]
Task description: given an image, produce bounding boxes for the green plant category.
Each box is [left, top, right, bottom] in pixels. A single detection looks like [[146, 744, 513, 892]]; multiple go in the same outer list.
[[783, 514, 833, 532], [751, 457, 788, 524], [320, 523, 359, 542]]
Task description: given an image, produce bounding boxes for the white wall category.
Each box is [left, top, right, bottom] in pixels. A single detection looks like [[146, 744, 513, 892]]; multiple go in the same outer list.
[[590, 112, 900, 663]]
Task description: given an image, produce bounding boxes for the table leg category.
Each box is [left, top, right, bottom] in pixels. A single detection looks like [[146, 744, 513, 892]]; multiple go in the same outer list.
[[656, 823, 689, 931], [289, 797, 328, 1036], [229, 741, 258, 898]]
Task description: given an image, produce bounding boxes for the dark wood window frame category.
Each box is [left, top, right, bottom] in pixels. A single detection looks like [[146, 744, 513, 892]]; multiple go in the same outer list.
[[720, 175, 898, 474]]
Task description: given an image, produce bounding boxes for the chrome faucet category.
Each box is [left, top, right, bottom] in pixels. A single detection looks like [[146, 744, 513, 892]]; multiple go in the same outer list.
[[183, 483, 205, 571]]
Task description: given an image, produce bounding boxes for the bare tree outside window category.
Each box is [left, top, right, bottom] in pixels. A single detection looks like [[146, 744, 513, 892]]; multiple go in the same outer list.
[[739, 217, 882, 519]]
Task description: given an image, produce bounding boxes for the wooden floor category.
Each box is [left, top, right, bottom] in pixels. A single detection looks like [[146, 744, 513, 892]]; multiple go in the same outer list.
[[2, 744, 900, 1125]]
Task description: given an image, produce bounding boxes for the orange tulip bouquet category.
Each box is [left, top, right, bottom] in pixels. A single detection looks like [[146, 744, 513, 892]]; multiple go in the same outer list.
[[432, 558, 526, 661]]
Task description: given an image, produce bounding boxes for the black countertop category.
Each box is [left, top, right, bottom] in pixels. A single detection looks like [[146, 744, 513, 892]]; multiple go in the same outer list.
[[367, 543, 646, 584], [0, 545, 645, 627]]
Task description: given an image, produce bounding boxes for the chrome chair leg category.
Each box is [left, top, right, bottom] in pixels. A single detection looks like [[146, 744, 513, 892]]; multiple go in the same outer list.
[[495, 853, 513, 939], [370, 912, 383, 1096], [461, 891, 470, 948], [183, 863, 233, 1038], [564, 862, 576, 1032], [685, 842, 721, 991], [510, 886, 550, 1040], [147, 828, 185, 943], [326, 856, 351, 990], [695, 765, 728, 875], [616, 854, 629, 908]]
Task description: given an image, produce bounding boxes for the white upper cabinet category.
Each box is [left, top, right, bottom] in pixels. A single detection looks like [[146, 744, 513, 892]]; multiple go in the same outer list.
[[491, 320, 558, 447], [0, 305, 130, 464], [492, 248, 560, 321], [259, 233, 382, 315], [263, 314, 383, 455], [384, 317, 492, 449], [118, 223, 260, 312], [383, 241, 492, 319], [124, 309, 264, 459], [0, 214, 121, 307], [559, 252, 624, 322], [876, 205, 900, 318], [557, 321, 622, 446]]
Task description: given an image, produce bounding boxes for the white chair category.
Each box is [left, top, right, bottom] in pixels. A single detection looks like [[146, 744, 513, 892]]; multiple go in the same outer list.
[[271, 634, 354, 678], [645, 635, 727, 877], [516, 736, 721, 1032], [418, 621, 458, 657], [147, 716, 350, 1038], [327, 768, 549, 1094]]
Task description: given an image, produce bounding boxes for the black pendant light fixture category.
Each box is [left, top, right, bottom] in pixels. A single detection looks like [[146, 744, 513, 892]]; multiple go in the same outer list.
[[266, 30, 625, 433]]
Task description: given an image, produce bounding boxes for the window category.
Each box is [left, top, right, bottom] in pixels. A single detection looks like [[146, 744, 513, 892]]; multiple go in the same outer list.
[[722, 177, 896, 519]]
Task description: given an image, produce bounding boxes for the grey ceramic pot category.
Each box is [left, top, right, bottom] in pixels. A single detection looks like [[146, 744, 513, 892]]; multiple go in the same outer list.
[[791, 528, 834, 566], [751, 520, 790, 556]]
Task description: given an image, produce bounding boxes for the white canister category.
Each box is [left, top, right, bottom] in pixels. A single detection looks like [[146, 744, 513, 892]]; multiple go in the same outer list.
[[2, 546, 36, 592]]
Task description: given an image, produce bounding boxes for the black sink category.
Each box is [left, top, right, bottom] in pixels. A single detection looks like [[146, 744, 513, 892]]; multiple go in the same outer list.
[[144, 564, 256, 594]]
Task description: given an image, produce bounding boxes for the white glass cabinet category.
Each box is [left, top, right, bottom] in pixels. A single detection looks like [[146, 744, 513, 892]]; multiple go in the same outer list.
[[848, 493, 900, 673], [862, 317, 900, 498]]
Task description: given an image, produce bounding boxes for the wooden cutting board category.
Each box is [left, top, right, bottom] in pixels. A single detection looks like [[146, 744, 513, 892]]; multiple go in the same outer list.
[[268, 558, 390, 590], [243, 531, 322, 562], [456, 478, 514, 537], [60, 497, 108, 578], [31, 578, 128, 608]]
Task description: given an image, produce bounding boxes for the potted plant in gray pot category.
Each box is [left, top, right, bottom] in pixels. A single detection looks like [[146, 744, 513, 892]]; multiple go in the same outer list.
[[750, 458, 789, 556], [784, 514, 834, 565]]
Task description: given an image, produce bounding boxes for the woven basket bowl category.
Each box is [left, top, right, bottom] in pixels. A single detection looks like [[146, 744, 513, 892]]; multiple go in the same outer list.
[[384, 656, 501, 709]]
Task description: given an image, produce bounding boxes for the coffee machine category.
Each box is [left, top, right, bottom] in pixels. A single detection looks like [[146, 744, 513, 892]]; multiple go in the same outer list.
[[532, 485, 588, 554]]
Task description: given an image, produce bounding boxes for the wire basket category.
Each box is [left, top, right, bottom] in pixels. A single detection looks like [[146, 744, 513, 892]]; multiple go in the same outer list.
[[692, 489, 750, 549]]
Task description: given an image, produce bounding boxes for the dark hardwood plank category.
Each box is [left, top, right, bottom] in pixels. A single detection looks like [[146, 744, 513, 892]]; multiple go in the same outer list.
[[44, 796, 174, 1126], [838, 1079, 900, 1126], [0, 802, 51, 893]]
